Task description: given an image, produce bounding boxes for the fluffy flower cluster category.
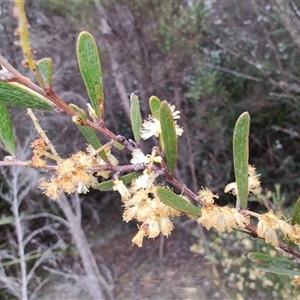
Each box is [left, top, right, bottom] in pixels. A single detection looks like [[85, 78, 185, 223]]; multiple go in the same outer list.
[[197, 188, 250, 232], [39, 152, 97, 199], [31, 138, 50, 168], [114, 180, 181, 247], [38, 144, 118, 199], [140, 104, 183, 140], [257, 210, 300, 247], [113, 149, 181, 247]]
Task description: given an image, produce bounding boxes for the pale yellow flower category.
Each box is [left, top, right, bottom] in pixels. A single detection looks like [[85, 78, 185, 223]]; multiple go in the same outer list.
[[39, 151, 98, 199], [257, 210, 280, 246], [248, 165, 260, 191], [32, 156, 47, 168], [248, 165, 257, 177], [159, 217, 174, 236], [113, 179, 131, 201], [262, 278, 273, 287], [125, 183, 180, 246], [288, 224, 300, 245], [123, 206, 139, 222], [147, 217, 160, 238], [132, 228, 146, 247], [293, 275, 300, 286], [136, 200, 158, 221], [216, 206, 237, 232], [224, 165, 260, 196], [39, 177, 61, 199], [198, 187, 219, 204], [230, 207, 250, 227], [126, 189, 148, 206], [198, 205, 249, 232], [197, 205, 218, 230], [278, 220, 293, 237]]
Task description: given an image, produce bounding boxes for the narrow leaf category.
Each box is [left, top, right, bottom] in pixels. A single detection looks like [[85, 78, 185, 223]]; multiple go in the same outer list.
[[75, 124, 107, 161], [160, 101, 177, 173], [233, 112, 250, 209], [96, 172, 140, 191], [156, 187, 202, 216], [291, 196, 300, 225], [130, 93, 142, 142], [247, 252, 300, 276], [0, 104, 16, 155], [0, 82, 54, 110], [149, 95, 161, 119], [77, 31, 104, 118], [36, 58, 53, 87]]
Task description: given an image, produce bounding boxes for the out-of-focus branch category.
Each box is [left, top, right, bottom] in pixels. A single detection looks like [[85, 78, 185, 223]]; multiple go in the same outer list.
[[251, 0, 283, 73], [275, 0, 300, 51], [24, 213, 70, 229], [56, 194, 114, 299], [11, 166, 28, 300], [200, 61, 262, 82]]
